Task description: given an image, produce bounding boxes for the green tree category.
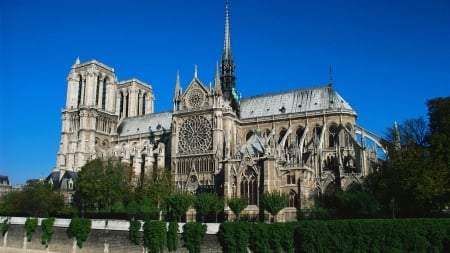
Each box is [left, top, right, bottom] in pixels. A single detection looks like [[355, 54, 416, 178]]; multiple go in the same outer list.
[[368, 96, 450, 217], [0, 182, 64, 217], [194, 192, 214, 222], [227, 198, 247, 221], [211, 194, 225, 223], [333, 190, 380, 218], [166, 193, 194, 222], [137, 169, 173, 220], [260, 191, 288, 223], [75, 158, 133, 213]]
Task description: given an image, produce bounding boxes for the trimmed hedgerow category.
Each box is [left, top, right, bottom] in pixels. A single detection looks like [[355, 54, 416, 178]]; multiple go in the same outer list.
[[183, 222, 207, 253], [1, 219, 8, 237], [67, 217, 91, 248], [294, 219, 450, 253], [41, 217, 55, 248], [143, 220, 166, 253], [218, 222, 250, 253], [24, 217, 38, 242], [167, 221, 179, 251], [128, 220, 142, 245], [218, 219, 450, 253]]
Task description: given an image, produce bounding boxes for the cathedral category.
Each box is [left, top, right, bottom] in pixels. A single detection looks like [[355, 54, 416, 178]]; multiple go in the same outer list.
[[49, 2, 385, 220]]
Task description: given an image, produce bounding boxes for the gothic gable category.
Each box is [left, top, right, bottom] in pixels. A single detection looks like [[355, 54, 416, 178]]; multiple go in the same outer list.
[[182, 78, 210, 110]]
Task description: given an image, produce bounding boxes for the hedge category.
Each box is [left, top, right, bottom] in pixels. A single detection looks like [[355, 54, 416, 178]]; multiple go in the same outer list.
[[218, 219, 450, 253]]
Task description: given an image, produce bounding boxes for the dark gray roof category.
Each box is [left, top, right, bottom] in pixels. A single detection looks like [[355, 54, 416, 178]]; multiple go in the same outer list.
[[239, 85, 354, 119], [238, 133, 265, 156], [46, 171, 77, 190], [117, 111, 173, 137]]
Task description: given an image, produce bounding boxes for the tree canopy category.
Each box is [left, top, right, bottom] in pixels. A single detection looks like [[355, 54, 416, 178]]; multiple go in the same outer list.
[[368, 96, 450, 217], [74, 158, 134, 213], [0, 182, 65, 217]]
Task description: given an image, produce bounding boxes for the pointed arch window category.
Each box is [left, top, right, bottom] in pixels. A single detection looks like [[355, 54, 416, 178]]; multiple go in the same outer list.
[[296, 127, 305, 146], [119, 93, 124, 118], [102, 79, 107, 109], [288, 190, 298, 208], [345, 124, 353, 148], [142, 94, 146, 115], [240, 167, 258, 205], [77, 75, 83, 107], [329, 124, 339, 148], [95, 77, 100, 106]]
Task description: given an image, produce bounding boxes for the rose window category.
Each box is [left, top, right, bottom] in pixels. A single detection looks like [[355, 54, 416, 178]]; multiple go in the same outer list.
[[188, 89, 203, 108], [178, 115, 212, 154]]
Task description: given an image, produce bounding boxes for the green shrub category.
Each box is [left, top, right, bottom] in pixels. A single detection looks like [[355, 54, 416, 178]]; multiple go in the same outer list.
[[183, 222, 207, 253], [41, 217, 55, 248], [218, 222, 249, 253], [128, 220, 142, 245], [167, 221, 179, 251], [143, 220, 166, 253], [249, 223, 270, 253], [1, 219, 8, 237], [24, 217, 38, 242], [67, 217, 91, 248]]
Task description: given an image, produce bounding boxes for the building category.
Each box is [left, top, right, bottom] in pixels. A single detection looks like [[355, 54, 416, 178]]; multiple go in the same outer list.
[[0, 175, 12, 199], [50, 2, 385, 220]]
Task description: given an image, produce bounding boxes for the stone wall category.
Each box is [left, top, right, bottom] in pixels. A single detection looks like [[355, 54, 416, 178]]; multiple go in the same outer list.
[[1, 217, 222, 253]]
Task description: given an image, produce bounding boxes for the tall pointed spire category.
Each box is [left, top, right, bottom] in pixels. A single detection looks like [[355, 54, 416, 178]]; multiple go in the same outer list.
[[223, 0, 232, 61], [173, 70, 182, 111], [215, 62, 222, 95], [220, 0, 238, 113]]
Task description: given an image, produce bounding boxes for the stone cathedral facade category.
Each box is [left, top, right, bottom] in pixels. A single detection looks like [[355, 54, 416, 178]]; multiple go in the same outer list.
[[49, 3, 385, 220]]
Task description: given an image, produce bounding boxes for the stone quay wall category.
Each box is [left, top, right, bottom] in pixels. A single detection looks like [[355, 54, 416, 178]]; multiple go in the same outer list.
[[1, 217, 222, 253]]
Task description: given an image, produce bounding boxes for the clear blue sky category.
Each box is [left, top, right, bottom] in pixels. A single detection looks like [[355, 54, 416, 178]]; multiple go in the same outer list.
[[1, 0, 449, 185]]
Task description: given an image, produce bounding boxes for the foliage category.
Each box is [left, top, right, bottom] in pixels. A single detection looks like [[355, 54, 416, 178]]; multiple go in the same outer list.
[[167, 221, 179, 251], [24, 217, 38, 241], [165, 193, 194, 221], [41, 217, 55, 248], [193, 192, 223, 222], [211, 194, 225, 223], [194, 192, 213, 222], [143, 220, 166, 253], [0, 182, 64, 217], [368, 97, 450, 217], [249, 223, 270, 253], [332, 190, 380, 218], [128, 220, 142, 245], [227, 198, 247, 221], [298, 206, 331, 220], [183, 222, 207, 253], [67, 217, 91, 248], [1, 219, 8, 237], [294, 219, 450, 253], [75, 158, 134, 213], [260, 191, 288, 222], [136, 169, 174, 219], [218, 222, 250, 253]]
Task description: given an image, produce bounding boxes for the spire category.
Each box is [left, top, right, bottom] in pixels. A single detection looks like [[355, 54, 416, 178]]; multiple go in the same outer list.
[[223, 0, 232, 61], [75, 56, 80, 65], [173, 70, 182, 111], [220, 0, 238, 114], [194, 64, 198, 79], [215, 62, 222, 95], [173, 70, 182, 103]]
